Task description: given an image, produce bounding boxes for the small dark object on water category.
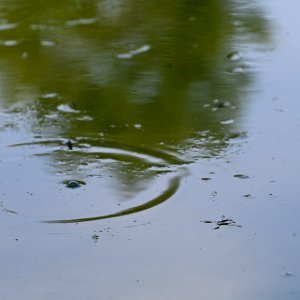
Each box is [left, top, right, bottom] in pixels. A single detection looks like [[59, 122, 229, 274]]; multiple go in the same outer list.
[[92, 234, 99, 240], [213, 102, 226, 109], [66, 140, 73, 150], [63, 180, 86, 189], [234, 174, 250, 179], [201, 177, 211, 181], [66, 181, 80, 188], [201, 215, 242, 230]]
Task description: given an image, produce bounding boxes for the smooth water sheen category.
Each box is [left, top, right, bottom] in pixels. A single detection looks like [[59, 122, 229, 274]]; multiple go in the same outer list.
[[1, 1, 300, 299]]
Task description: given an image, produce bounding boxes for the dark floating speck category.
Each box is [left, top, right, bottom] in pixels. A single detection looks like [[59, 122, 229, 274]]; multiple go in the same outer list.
[[234, 174, 250, 179], [63, 180, 86, 189], [66, 140, 73, 150], [201, 177, 211, 181], [92, 234, 99, 240]]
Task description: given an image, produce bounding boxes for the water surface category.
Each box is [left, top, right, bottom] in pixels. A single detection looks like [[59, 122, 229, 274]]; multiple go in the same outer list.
[[1, 0, 300, 299]]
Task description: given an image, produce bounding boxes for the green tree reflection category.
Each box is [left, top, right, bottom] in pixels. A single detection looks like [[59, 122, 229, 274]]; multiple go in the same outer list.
[[0, 0, 271, 181]]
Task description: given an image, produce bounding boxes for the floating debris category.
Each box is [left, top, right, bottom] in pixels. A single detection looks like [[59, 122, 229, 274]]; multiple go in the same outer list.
[[1, 201, 18, 215], [66, 140, 73, 150], [234, 174, 250, 179], [117, 45, 151, 59], [63, 180, 86, 189], [201, 216, 242, 230], [92, 234, 100, 240]]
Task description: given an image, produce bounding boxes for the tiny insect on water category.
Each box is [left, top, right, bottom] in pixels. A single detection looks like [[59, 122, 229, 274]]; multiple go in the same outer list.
[[201, 216, 242, 229]]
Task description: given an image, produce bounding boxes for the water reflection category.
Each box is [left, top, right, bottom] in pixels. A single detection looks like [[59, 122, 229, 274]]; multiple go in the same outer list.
[[0, 0, 270, 221]]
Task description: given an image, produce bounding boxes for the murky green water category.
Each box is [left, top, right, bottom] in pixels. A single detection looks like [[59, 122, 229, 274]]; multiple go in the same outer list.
[[1, 0, 300, 299]]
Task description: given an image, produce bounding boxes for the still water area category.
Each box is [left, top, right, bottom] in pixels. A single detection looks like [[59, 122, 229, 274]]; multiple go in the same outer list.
[[0, 0, 300, 299]]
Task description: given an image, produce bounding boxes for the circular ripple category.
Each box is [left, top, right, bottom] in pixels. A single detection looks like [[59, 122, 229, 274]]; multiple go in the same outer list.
[[3, 136, 189, 223]]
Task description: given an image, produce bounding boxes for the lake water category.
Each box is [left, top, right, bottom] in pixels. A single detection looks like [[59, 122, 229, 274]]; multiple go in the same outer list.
[[1, 0, 300, 299]]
